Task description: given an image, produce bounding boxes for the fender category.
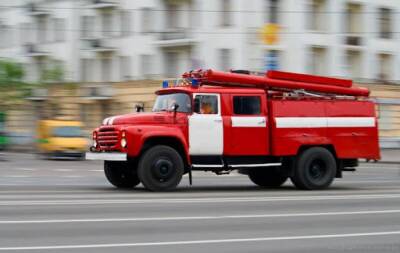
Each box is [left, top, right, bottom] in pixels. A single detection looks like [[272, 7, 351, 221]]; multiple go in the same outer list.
[[123, 125, 190, 164]]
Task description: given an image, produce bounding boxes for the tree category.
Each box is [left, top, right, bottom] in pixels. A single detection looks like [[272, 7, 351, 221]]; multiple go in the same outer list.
[[0, 59, 37, 110]]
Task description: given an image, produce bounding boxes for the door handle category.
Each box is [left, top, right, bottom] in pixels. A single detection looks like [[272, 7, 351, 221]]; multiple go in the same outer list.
[[258, 119, 266, 124], [214, 119, 222, 123]]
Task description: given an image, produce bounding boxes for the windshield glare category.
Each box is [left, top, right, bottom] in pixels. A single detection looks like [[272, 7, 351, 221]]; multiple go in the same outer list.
[[52, 126, 82, 138], [153, 93, 191, 113]]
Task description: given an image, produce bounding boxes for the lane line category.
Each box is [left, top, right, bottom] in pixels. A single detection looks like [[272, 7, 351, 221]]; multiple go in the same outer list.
[[4, 175, 30, 178], [2, 209, 400, 224], [1, 193, 400, 206], [1, 231, 400, 250], [53, 169, 74, 172], [15, 168, 36, 171]]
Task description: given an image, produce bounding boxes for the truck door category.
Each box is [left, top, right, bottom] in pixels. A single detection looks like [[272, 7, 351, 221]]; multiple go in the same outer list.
[[188, 93, 223, 155], [227, 94, 268, 155]]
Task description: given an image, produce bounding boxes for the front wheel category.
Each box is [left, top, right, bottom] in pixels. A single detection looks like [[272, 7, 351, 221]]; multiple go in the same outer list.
[[290, 147, 336, 190], [248, 166, 288, 188], [104, 161, 140, 188], [137, 145, 184, 191]]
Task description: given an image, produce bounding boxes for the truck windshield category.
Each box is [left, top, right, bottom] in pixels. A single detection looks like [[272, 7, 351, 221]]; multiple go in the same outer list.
[[52, 126, 82, 138], [153, 93, 191, 113]]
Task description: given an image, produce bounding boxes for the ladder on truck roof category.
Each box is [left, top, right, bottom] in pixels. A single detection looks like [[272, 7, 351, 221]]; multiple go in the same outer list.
[[182, 69, 370, 97]]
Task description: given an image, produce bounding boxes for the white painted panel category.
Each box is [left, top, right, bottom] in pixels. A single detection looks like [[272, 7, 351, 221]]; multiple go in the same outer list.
[[327, 117, 375, 127], [276, 117, 376, 128], [189, 114, 223, 155], [231, 117, 266, 127], [276, 117, 327, 128]]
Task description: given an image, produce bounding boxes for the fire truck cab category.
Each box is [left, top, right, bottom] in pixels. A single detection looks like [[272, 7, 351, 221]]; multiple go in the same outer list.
[[86, 69, 380, 191]]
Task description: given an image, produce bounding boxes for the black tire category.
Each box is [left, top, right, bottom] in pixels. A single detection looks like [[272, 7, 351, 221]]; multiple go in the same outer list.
[[137, 145, 184, 191], [104, 161, 140, 188], [290, 147, 336, 190], [248, 166, 288, 188]]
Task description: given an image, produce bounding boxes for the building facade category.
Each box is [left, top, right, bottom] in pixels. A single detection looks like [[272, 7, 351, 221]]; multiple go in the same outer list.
[[1, 0, 400, 148], [1, 0, 400, 82]]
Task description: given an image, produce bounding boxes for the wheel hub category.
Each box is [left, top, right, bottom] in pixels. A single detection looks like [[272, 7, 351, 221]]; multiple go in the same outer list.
[[309, 160, 327, 180], [152, 159, 174, 182]]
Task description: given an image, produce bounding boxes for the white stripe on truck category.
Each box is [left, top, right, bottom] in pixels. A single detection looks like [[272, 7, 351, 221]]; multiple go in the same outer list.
[[275, 117, 375, 128]]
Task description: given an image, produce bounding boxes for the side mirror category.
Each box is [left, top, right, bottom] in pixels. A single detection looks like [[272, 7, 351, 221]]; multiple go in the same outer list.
[[135, 104, 144, 113], [172, 103, 179, 112]]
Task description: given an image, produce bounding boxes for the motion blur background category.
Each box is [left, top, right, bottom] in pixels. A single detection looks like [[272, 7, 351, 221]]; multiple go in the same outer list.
[[0, 0, 400, 153]]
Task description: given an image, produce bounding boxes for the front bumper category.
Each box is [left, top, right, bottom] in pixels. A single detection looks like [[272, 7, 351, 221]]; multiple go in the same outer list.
[[85, 152, 127, 161]]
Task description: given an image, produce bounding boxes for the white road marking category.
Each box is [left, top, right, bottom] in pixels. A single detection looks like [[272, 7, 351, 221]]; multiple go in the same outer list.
[[1, 231, 400, 250], [54, 169, 74, 172], [1, 193, 400, 206], [5, 175, 30, 178], [15, 168, 35, 171], [61, 175, 83, 178], [1, 209, 400, 224]]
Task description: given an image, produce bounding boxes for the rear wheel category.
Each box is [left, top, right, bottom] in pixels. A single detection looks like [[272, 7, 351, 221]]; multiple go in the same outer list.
[[104, 161, 140, 188], [290, 147, 336, 190], [248, 166, 288, 188], [138, 145, 184, 191]]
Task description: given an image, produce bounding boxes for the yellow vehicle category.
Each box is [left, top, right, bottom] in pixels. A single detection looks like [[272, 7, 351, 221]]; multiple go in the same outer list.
[[37, 120, 87, 159]]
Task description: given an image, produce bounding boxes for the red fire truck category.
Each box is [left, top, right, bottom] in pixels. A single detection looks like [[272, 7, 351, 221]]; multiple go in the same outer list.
[[86, 69, 380, 191]]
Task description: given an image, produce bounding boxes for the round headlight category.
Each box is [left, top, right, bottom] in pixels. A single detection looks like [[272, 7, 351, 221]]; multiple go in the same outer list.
[[120, 138, 127, 148]]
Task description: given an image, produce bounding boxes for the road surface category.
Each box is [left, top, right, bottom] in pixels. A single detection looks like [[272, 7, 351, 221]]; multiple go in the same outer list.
[[1, 152, 400, 252]]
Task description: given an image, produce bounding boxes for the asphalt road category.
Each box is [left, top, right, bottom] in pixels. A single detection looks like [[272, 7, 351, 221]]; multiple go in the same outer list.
[[1, 152, 400, 252]]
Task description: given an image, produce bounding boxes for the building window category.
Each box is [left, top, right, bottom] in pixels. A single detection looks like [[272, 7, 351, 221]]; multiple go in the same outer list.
[[266, 0, 279, 23], [167, 4, 179, 29], [102, 12, 113, 38], [81, 58, 94, 82], [308, 0, 327, 31], [54, 18, 65, 42], [345, 50, 362, 79], [38, 17, 47, 43], [120, 10, 131, 37], [219, 48, 232, 71], [378, 54, 392, 81], [346, 3, 362, 34], [165, 52, 179, 78], [379, 8, 392, 39], [141, 8, 153, 34], [141, 54, 153, 78], [101, 58, 112, 82], [19, 23, 28, 45], [220, 0, 232, 27], [119, 56, 131, 81], [81, 16, 94, 38], [309, 47, 327, 75]]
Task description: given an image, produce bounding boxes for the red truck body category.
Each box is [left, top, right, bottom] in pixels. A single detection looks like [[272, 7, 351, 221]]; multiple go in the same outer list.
[[87, 69, 380, 191]]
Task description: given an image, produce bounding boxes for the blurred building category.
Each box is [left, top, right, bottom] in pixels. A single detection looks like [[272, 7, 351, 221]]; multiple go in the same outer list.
[[0, 0, 400, 81], [0, 0, 400, 148]]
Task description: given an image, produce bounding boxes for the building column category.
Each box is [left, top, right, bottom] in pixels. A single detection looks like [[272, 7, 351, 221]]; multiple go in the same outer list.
[[329, 0, 345, 77], [363, 2, 376, 80]]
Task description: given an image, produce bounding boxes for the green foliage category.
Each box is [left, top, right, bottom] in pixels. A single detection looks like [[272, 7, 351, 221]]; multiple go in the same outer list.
[[40, 63, 64, 83], [0, 59, 32, 109], [0, 59, 24, 85]]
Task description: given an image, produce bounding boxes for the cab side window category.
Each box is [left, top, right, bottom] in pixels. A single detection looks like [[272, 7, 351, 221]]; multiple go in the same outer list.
[[233, 96, 261, 115], [194, 95, 219, 114]]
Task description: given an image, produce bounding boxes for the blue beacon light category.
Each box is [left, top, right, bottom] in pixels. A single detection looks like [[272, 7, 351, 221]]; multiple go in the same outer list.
[[191, 79, 199, 88], [162, 80, 169, 88]]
